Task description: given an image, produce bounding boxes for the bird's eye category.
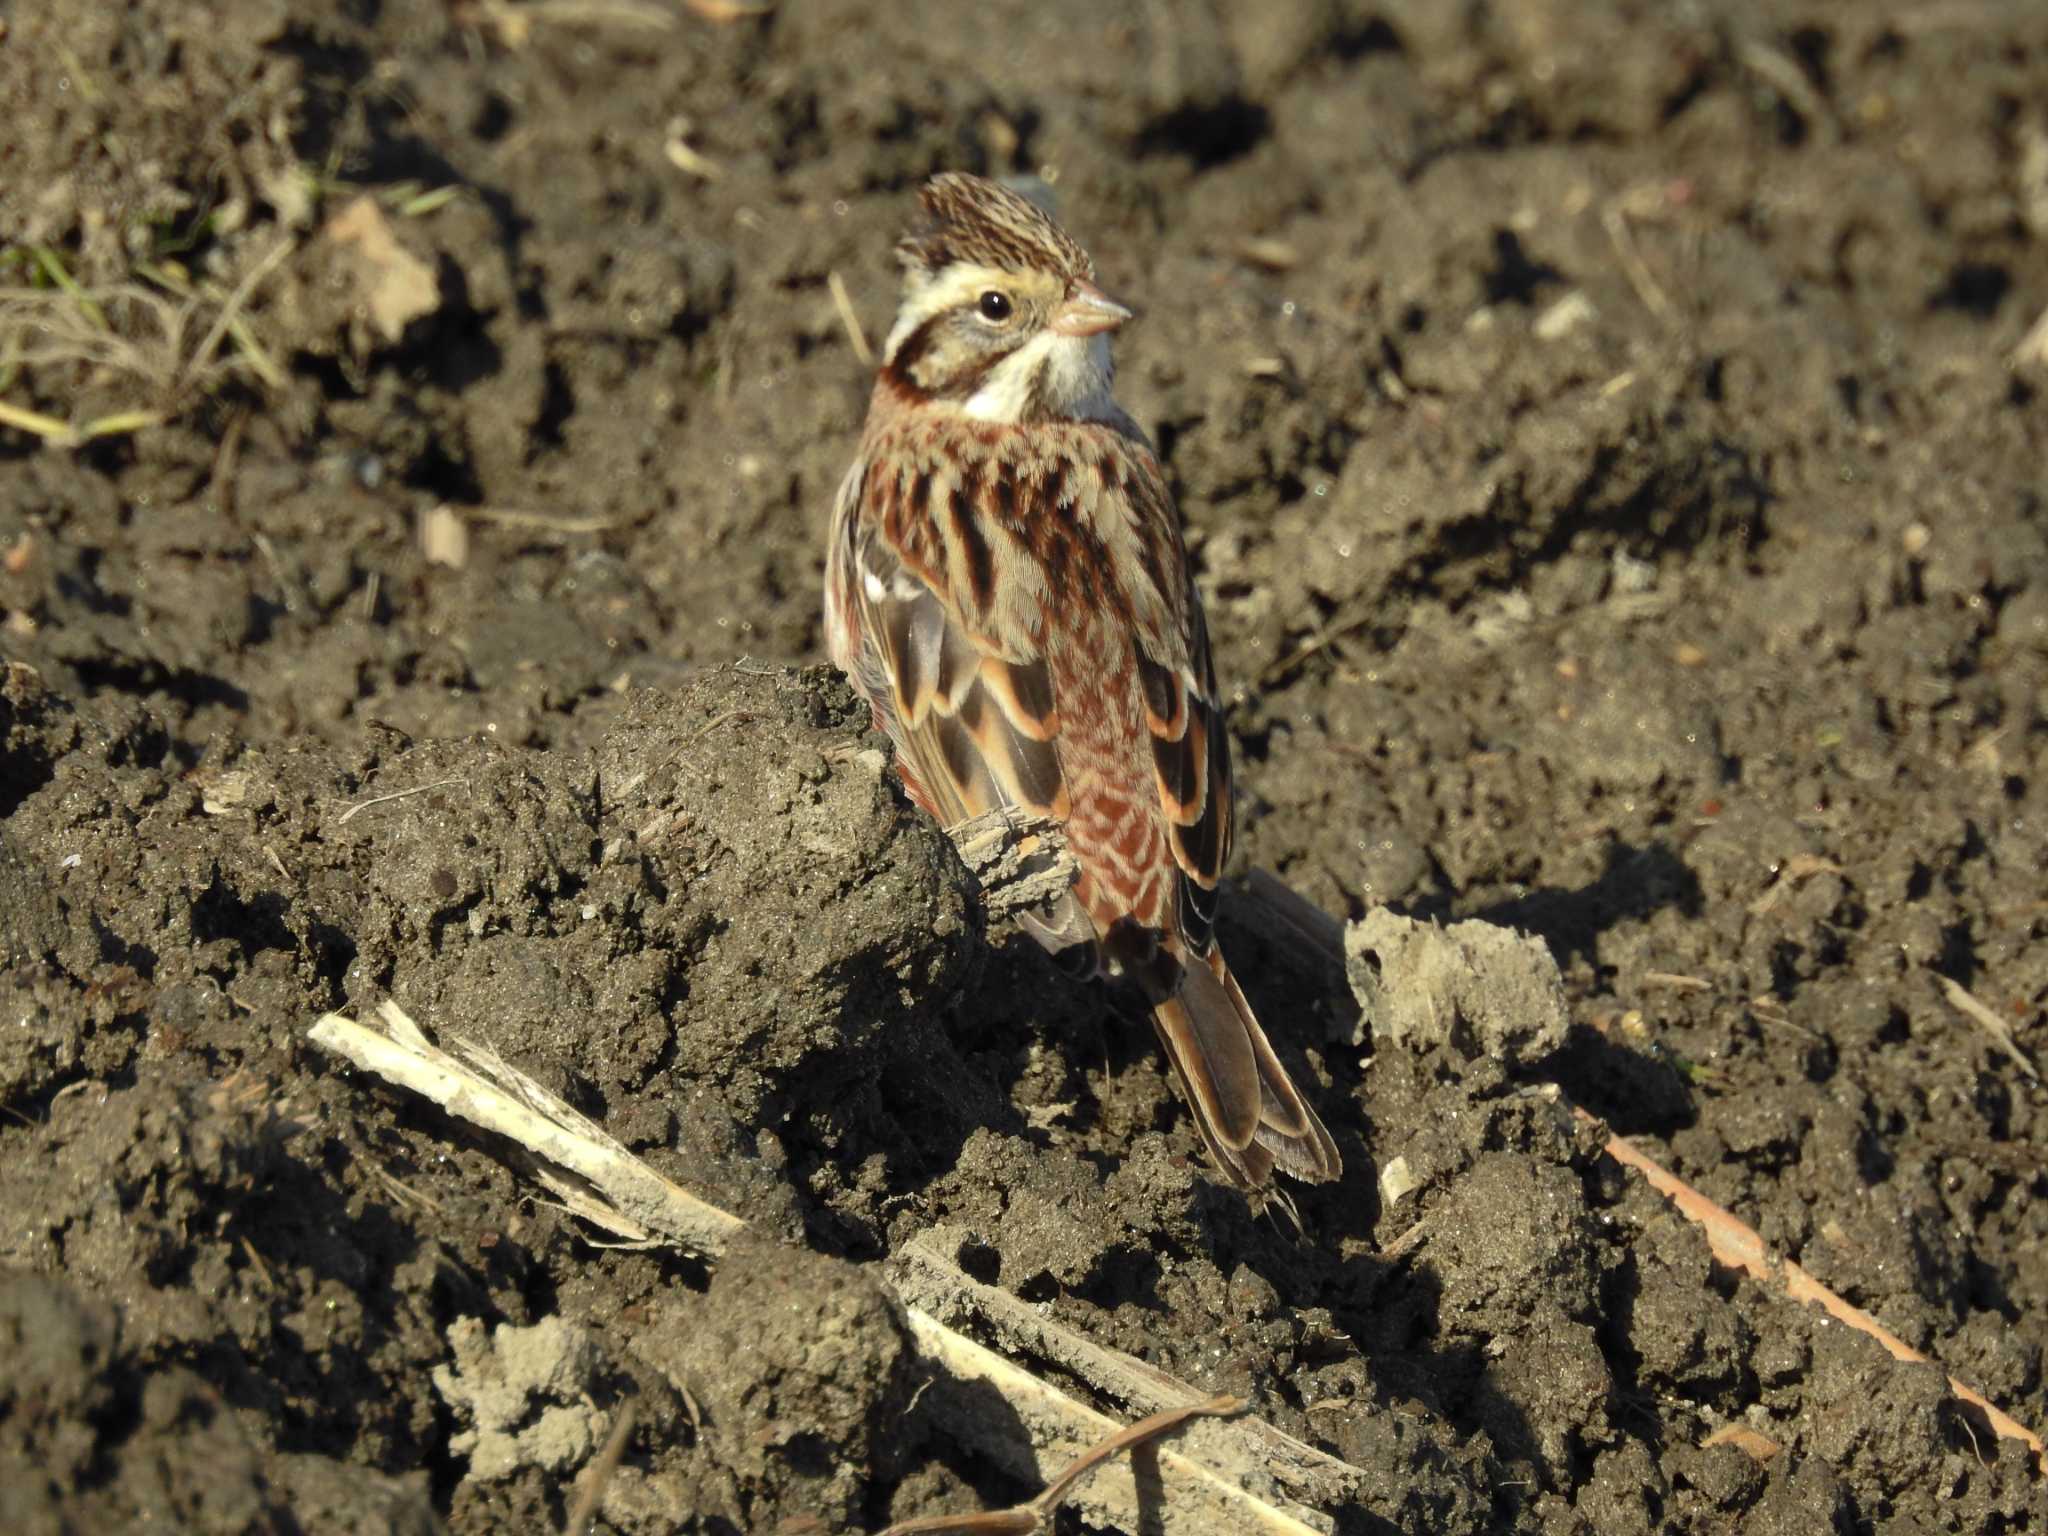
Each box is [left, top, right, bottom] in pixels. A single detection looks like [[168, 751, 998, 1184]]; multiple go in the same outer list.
[[976, 290, 1014, 323]]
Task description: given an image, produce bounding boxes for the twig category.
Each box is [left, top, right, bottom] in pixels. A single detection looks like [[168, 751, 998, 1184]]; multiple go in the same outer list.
[[876, 1395, 1246, 1535], [1641, 971, 1711, 993], [1379, 1217, 1430, 1260], [1586, 1107, 2042, 1465]]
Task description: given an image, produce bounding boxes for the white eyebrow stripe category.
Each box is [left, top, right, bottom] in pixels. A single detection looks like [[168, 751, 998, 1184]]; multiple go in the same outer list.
[[883, 264, 1014, 364]]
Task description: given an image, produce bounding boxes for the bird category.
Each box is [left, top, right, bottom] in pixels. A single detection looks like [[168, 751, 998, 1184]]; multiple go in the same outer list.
[[823, 172, 1340, 1190]]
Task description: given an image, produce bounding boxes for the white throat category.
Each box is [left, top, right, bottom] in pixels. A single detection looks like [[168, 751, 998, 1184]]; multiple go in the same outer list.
[[963, 331, 1119, 423]]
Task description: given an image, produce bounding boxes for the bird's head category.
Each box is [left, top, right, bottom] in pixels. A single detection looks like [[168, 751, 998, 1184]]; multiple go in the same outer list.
[[882, 172, 1132, 424]]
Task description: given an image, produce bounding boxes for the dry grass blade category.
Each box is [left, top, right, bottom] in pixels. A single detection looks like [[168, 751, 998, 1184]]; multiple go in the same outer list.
[[0, 400, 77, 441], [663, 121, 724, 180], [1603, 190, 1675, 324], [562, 1400, 637, 1536], [1236, 237, 1300, 272], [519, 0, 679, 28], [78, 409, 167, 439], [333, 777, 467, 826], [876, 1510, 1035, 1535], [1641, 970, 1712, 993], [1933, 972, 2040, 1082], [829, 269, 875, 366], [393, 184, 463, 218], [0, 398, 165, 450], [189, 237, 293, 387], [0, 235, 294, 434], [30, 246, 108, 331], [309, 1003, 747, 1256], [306, 1001, 1344, 1533], [464, 506, 619, 533], [1737, 42, 1836, 143]]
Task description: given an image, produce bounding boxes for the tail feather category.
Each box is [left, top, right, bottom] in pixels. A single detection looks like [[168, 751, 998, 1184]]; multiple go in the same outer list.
[[1151, 979, 1260, 1152], [1150, 954, 1341, 1189]]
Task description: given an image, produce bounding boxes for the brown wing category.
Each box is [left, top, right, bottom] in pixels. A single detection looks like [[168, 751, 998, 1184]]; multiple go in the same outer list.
[[827, 450, 1105, 974], [1097, 442, 1232, 961], [857, 528, 1068, 827], [1136, 606, 1231, 958], [826, 448, 1097, 960], [828, 458, 1065, 821]]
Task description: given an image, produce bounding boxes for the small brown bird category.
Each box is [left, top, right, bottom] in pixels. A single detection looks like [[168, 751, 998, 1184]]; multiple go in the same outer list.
[[824, 173, 1340, 1189]]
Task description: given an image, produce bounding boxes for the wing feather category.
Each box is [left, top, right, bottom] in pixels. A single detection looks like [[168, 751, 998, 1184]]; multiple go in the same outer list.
[[1142, 621, 1231, 955], [841, 475, 1075, 832]]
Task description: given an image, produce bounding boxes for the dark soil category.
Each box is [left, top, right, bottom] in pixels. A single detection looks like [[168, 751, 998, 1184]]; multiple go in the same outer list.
[[2, 1, 2046, 1532]]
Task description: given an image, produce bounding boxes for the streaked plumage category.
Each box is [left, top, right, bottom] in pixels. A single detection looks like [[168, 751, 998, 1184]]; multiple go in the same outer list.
[[825, 173, 1340, 1190]]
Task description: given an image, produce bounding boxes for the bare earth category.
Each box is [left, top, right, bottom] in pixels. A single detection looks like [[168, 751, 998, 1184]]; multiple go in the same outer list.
[[1, 2, 2045, 1532]]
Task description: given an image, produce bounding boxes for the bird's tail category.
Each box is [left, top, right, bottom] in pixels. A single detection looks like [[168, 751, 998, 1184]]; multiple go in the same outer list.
[[1148, 953, 1342, 1189]]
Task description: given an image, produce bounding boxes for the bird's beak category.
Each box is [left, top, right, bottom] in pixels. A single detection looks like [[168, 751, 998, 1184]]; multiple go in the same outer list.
[[1050, 281, 1134, 337]]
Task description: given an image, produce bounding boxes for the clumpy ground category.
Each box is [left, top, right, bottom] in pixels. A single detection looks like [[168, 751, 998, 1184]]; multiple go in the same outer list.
[[1, 1, 2044, 1531]]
